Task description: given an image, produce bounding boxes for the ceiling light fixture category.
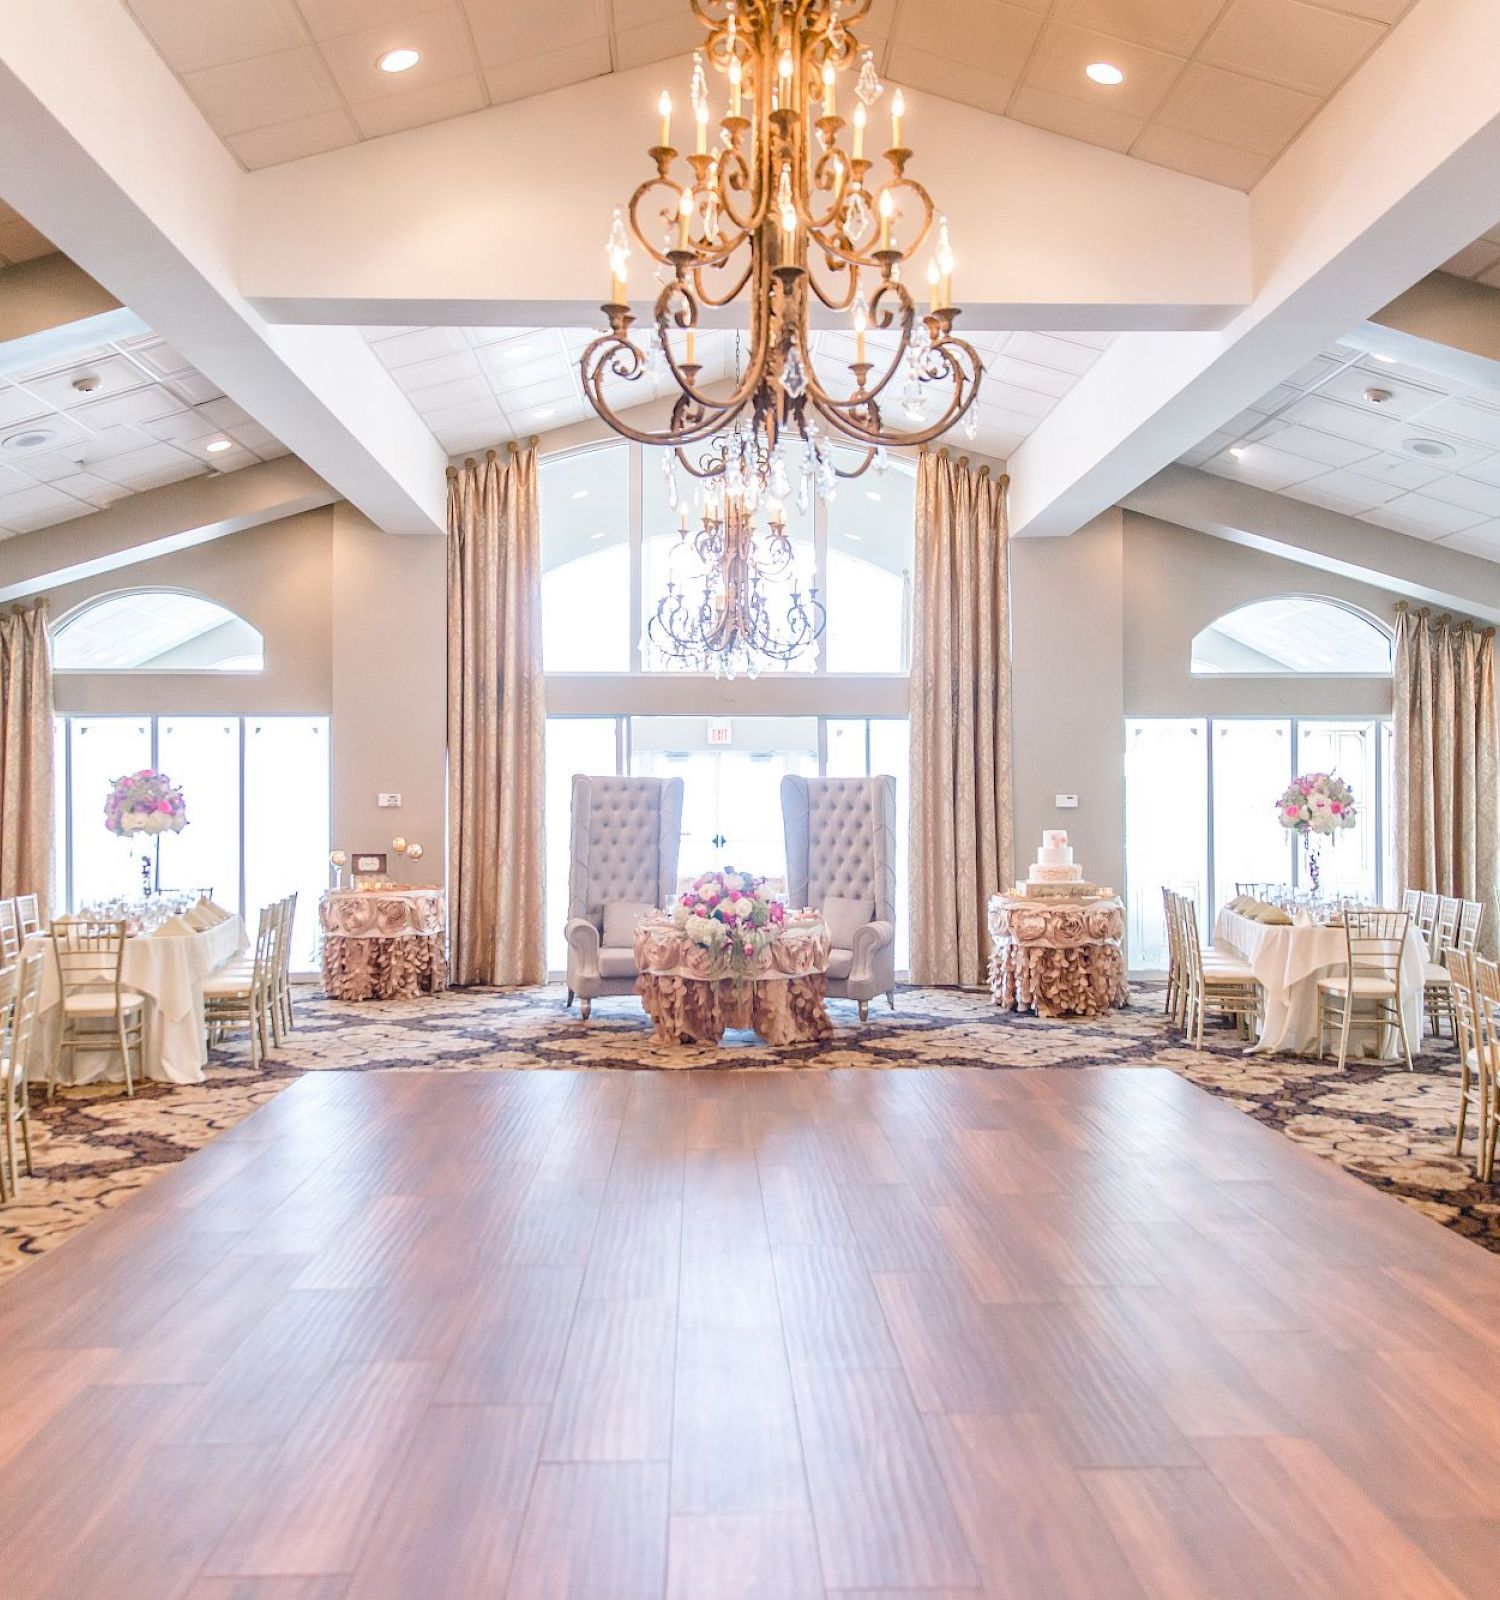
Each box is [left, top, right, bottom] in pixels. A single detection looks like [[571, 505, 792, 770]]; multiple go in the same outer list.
[[1229, 445, 1247, 457], [1371, 352, 1397, 364], [377, 47, 421, 73], [1401, 437, 1457, 460], [1085, 62, 1124, 86], [1, 427, 56, 452], [205, 438, 234, 454], [533, 406, 555, 419]]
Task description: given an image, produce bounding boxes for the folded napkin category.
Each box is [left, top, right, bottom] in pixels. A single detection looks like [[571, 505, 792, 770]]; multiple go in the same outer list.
[[194, 899, 231, 925], [150, 915, 196, 938], [1253, 906, 1293, 926], [183, 906, 214, 930]]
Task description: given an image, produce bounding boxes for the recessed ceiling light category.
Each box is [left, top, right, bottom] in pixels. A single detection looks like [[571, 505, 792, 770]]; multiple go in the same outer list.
[[1228, 445, 1247, 458], [1371, 352, 1397, 364], [572, 488, 589, 499], [533, 407, 555, 419], [205, 438, 234, 454], [1401, 437, 1457, 460], [378, 47, 421, 73], [1085, 62, 1124, 86], [1, 427, 56, 452]]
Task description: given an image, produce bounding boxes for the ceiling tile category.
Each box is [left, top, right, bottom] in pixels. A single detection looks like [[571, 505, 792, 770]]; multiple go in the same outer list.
[[1156, 63, 1320, 156], [1007, 84, 1144, 153], [1022, 21, 1187, 119], [1343, 451, 1445, 490], [885, 45, 1014, 119], [182, 47, 342, 136], [294, 0, 432, 40], [71, 387, 185, 430], [0, 387, 50, 429], [1363, 493, 1486, 537], [882, 45, 1010, 119], [1439, 523, 1500, 560], [1316, 364, 1444, 417], [613, 12, 704, 71], [1288, 467, 1399, 509], [1051, 0, 1224, 55], [1199, 0, 1384, 97], [1307, 0, 1412, 19], [1005, 332, 1102, 375], [1259, 423, 1375, 468], [404, 375, 493, 414], [50, 472, 134, 509], [391, 350, 482, 393], [226, 108, 360, 169], [370, 327, 469, 368], [483, 37, 613, 105], [0, 484, 90, 527], [1128, 124, 1268, 189], [1281, 393, 1393, 443], [1408, 397, 1500, 449], [464, 0, 609, 67], [893, 0, 1044, 81], [318, 7, 478, 104], [1418, 473, 1500, 517], [350, 73, 487, 138], [1214, 442, 1327, 487], [125, 0, 308, 73]]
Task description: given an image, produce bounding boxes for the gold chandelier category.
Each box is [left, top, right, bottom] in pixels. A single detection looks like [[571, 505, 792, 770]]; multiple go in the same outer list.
[[580, 0, 984, 499]]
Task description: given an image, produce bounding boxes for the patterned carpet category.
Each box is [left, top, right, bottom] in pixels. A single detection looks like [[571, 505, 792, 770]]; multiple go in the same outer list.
[[0, 980, 1495, 1278]]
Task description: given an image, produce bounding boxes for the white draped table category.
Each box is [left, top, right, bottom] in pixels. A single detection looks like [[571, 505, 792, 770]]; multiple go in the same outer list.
[[24, 915, 248, 1086], [1212, 906, 1426, 1058]]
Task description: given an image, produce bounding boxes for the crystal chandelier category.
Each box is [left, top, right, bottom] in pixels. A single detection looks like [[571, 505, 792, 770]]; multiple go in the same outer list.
[[580, 0, 983, 672]]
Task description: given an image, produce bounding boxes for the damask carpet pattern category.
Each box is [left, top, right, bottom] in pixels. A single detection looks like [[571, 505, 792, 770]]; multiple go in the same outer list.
[[0, 981, 1493, 1277]]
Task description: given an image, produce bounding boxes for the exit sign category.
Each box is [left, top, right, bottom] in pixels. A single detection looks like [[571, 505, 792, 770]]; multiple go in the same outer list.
[[707, 721, 733, 746]]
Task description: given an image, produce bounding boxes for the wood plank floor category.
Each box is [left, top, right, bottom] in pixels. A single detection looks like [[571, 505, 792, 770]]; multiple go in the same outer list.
[[2, 1064, 1500, 1597]]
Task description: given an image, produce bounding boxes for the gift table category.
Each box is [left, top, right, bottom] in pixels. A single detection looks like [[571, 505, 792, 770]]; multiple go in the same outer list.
[[988, 892, 1129, 1019], [633, 914, 834, 1046], [319, 888, 447, 1001]]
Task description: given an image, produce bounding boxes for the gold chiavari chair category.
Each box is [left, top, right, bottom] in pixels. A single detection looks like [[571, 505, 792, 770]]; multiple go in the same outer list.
[[1457, 900, 1485, 957], [14, 895, 40, 940], [276, 892, 297, 1038], [204, 905, 277, 1070], [0, 951, 41, 1199], [1318, 908, 1413, 1072], [0, 902, 18, 967], [1161, 886, 1183, 1025], [1415, 892, 1440, 957], [1180, 896, 1261, 1048], [1475, 958, 1500, 1182], [1424, 897, 1463, 1038], [1449, 948, 1489, 1176], [50, 919, 145, 1096], [1400, 888, 1421, 920]]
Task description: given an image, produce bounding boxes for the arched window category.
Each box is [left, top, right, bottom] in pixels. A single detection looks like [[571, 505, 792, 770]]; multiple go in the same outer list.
[[1190, 597, 1392, 676], [53, 590, 264, 672]]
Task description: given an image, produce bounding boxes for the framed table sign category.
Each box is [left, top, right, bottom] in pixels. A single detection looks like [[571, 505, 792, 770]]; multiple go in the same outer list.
[[352, 853, 387, 875]]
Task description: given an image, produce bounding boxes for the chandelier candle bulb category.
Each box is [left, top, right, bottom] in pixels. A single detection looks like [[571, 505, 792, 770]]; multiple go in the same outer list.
[[729, 56, 742, 116], [853, 100, 866, 158], [678, 185, 693, 249], [686, 326, 696, 364], [695, 100, 709, 154], [891, 88, 905, 148], [658, 90, 672, 147], [822, 61, 836, 116], [878, 187, 894, 250]]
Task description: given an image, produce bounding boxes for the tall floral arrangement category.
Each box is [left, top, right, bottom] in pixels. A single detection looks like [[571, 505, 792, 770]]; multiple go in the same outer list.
[[1276, 771, 1355, 894], [673, 867, 785, 962], [104, 769, 188, 837]]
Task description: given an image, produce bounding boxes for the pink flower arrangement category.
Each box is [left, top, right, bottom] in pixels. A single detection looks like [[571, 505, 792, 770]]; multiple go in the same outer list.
[[672, 867, 784, 958], [1275, 771, 1356, 840], [104, 769, 188, 837]]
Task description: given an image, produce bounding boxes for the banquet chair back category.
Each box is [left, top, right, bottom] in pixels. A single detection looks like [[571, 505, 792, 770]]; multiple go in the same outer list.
[[48, 919, 144, 1096], [1434, 898, 1462, 963], [203, 904, 277, 1070], [1416, 893, 1440, 955], [1318, 909, 1412, 1072], [1458, 900, 1484, 956], [0, 951, 41, 1199], [276, 892, 297, 1036], [1401, 888, 1421, 919], [14, 895, 39, 939], [1476, 958, 1500, 1182], [1161, 887, 1182, 1022], [0, 902, 17, 966], [1180, 896, 1259, 1048], [1449, 948, 1488, 1176]]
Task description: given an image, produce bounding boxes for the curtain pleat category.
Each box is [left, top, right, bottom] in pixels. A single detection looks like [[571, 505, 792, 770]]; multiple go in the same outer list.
[[909, 451, 1013, 986], [0, 602, 54, 920], [1394, 604, 1499, 955], [446, 446, 545, 985]]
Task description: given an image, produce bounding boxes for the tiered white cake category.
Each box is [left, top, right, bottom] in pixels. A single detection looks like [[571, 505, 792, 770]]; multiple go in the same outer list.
[[1014, 830, 1104, 898]]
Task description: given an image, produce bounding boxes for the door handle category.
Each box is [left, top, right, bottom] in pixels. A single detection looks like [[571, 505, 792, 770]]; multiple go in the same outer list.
[[711, 834, 727, 850]]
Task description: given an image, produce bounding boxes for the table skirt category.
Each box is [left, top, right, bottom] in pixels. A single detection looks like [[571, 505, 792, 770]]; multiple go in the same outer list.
[[636, 973, 832, 1047], [990, 941, 1129, 1019], [321, 932, 447, 1001]]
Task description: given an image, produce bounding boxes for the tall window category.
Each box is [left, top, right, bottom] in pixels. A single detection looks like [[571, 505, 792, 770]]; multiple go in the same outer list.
[[53, 715, 330, 967], [53, 591, 264, 673], [1191, 597, 1392, 675], [1125, 716, 1395, 968]]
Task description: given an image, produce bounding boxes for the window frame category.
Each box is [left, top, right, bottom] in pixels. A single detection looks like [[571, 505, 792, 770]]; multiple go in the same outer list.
[[51, 587, 266, 675], [1188, 594, 1394, 679]]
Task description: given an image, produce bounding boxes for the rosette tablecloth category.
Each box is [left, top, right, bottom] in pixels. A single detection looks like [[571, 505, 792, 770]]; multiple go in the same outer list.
[[988, 894, 1128, 1019], [633, 916, 833, 1046], [320, 889, 447, 1001]]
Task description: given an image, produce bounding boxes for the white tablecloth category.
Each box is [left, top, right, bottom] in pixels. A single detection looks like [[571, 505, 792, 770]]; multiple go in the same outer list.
[[1213, 907, 1427, 1058], [25, 915, 248, 1086]]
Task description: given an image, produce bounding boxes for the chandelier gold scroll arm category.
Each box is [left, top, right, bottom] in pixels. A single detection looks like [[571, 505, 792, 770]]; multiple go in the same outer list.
[[691, 254, 753, 308], [809, 330, 985, 447], [650, 280, 764, 423]]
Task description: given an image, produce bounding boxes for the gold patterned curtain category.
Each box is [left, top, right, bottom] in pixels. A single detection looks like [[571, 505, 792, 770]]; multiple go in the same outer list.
[[446, 445, 546, 986], [1393, 603, 1499, 954], [909, 450, 1013, 986], [0, 602, 54, 919]]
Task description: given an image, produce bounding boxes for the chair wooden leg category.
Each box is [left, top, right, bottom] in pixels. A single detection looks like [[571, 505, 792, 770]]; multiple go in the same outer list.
[[579, 999, 591, 1020], [1457, 1055, 1472, 1155], [118, 1020, 134, 1097], [886, 990, 896, 1011], [565, 988, 575, 1009], [1335, 998, 1353, 1072], [859, 1000, 870, 1022], [1395, 1002, 1414, 1072]]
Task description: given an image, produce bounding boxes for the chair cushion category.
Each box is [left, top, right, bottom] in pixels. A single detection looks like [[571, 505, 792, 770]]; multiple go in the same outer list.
[[602, 901, 657, 951], [824, 897, 874, 951], [1424, 961, 1452, 985], [1318, 975, 1399, 997], [826, 948, 853, 981], [202, 973, 253, 998], [62, 989, 145, 1013], [598, 946, 638, 979]]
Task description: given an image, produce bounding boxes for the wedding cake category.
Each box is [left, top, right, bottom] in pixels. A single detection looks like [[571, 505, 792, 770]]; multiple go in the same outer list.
[[1013, 830, 1106, 898]]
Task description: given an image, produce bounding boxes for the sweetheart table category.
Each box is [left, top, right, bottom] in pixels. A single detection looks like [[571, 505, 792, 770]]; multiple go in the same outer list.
[[988, 892, 1129, 1019], [633, 915, 833, 1046], [319, 888, 447, 1001]]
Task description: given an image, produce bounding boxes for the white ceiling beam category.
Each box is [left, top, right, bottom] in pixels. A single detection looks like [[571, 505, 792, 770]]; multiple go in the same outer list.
[[237, 60, 1249, 335], [1007, 0, 1500, 539], [0, 456, 337, 602], [0, 0, 446, 536], [1124, 464, 1500, 625]]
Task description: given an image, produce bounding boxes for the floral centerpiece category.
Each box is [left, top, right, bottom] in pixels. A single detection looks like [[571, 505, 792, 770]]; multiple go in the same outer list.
[[104, 769, 188, 837], [1275, 771, 1356, 894], [673, 867, 785, 966]]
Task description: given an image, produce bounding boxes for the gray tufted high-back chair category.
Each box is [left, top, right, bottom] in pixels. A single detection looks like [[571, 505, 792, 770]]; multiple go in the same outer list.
[[781, 774, 898, 1019], [564, 774, 684, 1018]]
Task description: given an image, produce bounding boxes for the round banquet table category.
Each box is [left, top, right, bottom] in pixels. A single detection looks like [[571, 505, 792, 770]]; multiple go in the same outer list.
[[988, 892, 1129, 1019], [632, 915, 834, 1046], [319, 888, 447, 1001]]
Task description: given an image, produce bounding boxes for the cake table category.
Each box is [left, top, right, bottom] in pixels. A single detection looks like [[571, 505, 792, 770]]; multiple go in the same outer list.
[[319, 887, 447, 1001], [633, 914, 833, 1047], [988, 892, 1129, 1019]]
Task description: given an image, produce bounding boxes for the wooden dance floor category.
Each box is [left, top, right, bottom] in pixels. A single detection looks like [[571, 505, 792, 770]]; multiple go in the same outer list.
[[1, 1064, 1498, 1597]]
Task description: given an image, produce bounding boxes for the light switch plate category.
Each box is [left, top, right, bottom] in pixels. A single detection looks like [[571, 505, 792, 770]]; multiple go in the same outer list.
[[1055, 793, 1079, 808], [377, 792, 402, 808]]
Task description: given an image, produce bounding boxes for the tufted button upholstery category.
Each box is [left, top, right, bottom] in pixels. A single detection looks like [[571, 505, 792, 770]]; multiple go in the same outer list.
[[566, 774, 685, 1002]]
